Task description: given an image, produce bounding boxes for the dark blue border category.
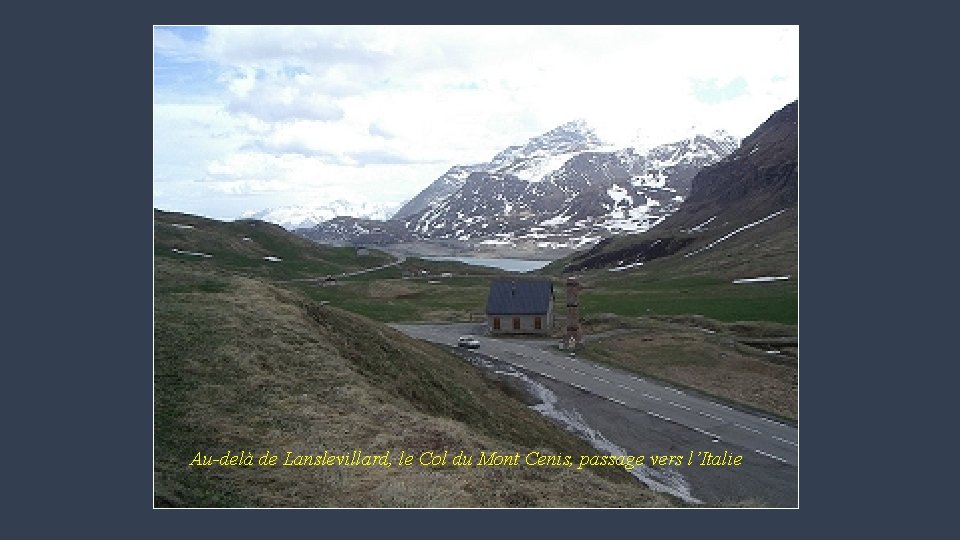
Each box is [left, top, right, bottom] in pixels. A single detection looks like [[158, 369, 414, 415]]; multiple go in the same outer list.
[[11, 0, 892, 537]]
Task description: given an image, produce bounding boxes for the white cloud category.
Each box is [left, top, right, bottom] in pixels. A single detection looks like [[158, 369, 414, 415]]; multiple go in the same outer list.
[[154, 25, 799, 219], [226, 81, 344, 122], [153, 103, 247, 182]]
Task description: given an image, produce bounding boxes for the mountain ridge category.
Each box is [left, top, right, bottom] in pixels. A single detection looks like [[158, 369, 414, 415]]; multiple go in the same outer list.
[[244, 200, 398, 230], [308, 120, 738, 251], [559, 100, 798, 274]]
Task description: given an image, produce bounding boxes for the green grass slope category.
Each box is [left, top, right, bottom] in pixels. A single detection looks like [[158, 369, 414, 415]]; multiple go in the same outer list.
[[154, 216, 669, 507], [155, 209, 393, 281]]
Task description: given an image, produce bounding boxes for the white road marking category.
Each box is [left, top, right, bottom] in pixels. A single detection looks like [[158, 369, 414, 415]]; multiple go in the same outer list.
[[733, 423, 762, 434], [759, 416, 791, 428], [668, 401, 691, 411], [616, 384, 634, 391], [642, 393, 662, 401], [711, 402, 735, 412], [691, 426, 721, 440], [772, 435, 799, 448], [593, 376, 610, 384], [647, 411, 670, 422], [754, 449, 790, 464], [670, 388, 685, 395], [698, 411, 723, 421], [595, 366, 611, 372], [631, 376, 645, 383]]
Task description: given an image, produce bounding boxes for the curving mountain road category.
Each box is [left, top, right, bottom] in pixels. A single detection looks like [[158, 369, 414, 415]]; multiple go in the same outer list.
[[390, 322, 798, 468], [339, 255, 406, 278], [281, 255, 407, 283]]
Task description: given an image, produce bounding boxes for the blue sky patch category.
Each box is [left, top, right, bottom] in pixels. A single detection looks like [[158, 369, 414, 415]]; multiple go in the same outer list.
[[691, 76, 748, 104]]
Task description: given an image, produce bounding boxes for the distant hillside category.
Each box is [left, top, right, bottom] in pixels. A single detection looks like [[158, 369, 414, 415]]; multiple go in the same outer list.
[[296, 215, 416, 247], [154, 209, 394, 280], [243, 200, 398, 230], [559, 100, 798, 277]]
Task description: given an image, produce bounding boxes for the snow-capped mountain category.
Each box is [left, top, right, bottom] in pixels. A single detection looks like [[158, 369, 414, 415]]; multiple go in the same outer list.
[[401, 122, 738, 249], [243, 200, 398, 230], [391, 164, 489, 221], [297, 215, 416, 247], [298, 120, 738, 251], [392, 120, 605, 221]]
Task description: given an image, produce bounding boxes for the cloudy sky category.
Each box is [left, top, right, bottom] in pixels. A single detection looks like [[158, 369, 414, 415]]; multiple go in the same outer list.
[[154, 25, 798, 220]]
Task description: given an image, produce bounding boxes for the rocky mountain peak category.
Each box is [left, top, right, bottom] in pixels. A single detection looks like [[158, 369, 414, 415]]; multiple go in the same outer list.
[[491, 119, 604, 167]]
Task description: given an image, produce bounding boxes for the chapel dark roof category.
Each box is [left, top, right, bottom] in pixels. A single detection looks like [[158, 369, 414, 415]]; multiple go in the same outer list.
[[485, 279, 553, 315]]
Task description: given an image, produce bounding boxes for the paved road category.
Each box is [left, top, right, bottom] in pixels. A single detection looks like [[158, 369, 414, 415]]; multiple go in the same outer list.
[[282, 255, 406, 283], [390, 322, 798, 468], [339, 255, 406, 278]]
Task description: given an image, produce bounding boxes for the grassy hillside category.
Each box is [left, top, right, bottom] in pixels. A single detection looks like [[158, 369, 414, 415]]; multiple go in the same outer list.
[[154, 222, 669, 507], [578, 315, 797, 421], [556, 208, 797, 279], [539, 209, 797, 325], [155, 209, 393, 281], [293, 276, 494, 323], [579, 271, 796, 326]]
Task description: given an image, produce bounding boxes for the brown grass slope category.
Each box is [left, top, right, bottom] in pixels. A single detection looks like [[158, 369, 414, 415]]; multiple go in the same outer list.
[[155, 258, 670, 507], [581, 316, 797, 421]]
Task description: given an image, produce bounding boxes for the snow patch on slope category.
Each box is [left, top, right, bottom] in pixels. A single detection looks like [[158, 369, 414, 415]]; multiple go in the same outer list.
[[500, 152, 578, 182], [732, 275, 790, 284], [540, 212, 573, 226], [684, 210, 787, 258], [609, 261, 644, 272], [171, 248, 212, 258], [689, 216, 717, 232], [607, 184, 633, 206]]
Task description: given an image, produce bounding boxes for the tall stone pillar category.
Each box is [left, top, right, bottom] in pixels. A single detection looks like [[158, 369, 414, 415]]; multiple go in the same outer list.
[[565, 276, 582, 348]]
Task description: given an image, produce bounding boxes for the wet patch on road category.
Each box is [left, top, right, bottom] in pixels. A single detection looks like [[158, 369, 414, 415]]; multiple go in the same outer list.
[[450, 346, 798, 507]]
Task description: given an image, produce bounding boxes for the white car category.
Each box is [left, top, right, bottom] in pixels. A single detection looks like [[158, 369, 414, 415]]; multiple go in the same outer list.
[[457, 335, 480, 349]]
